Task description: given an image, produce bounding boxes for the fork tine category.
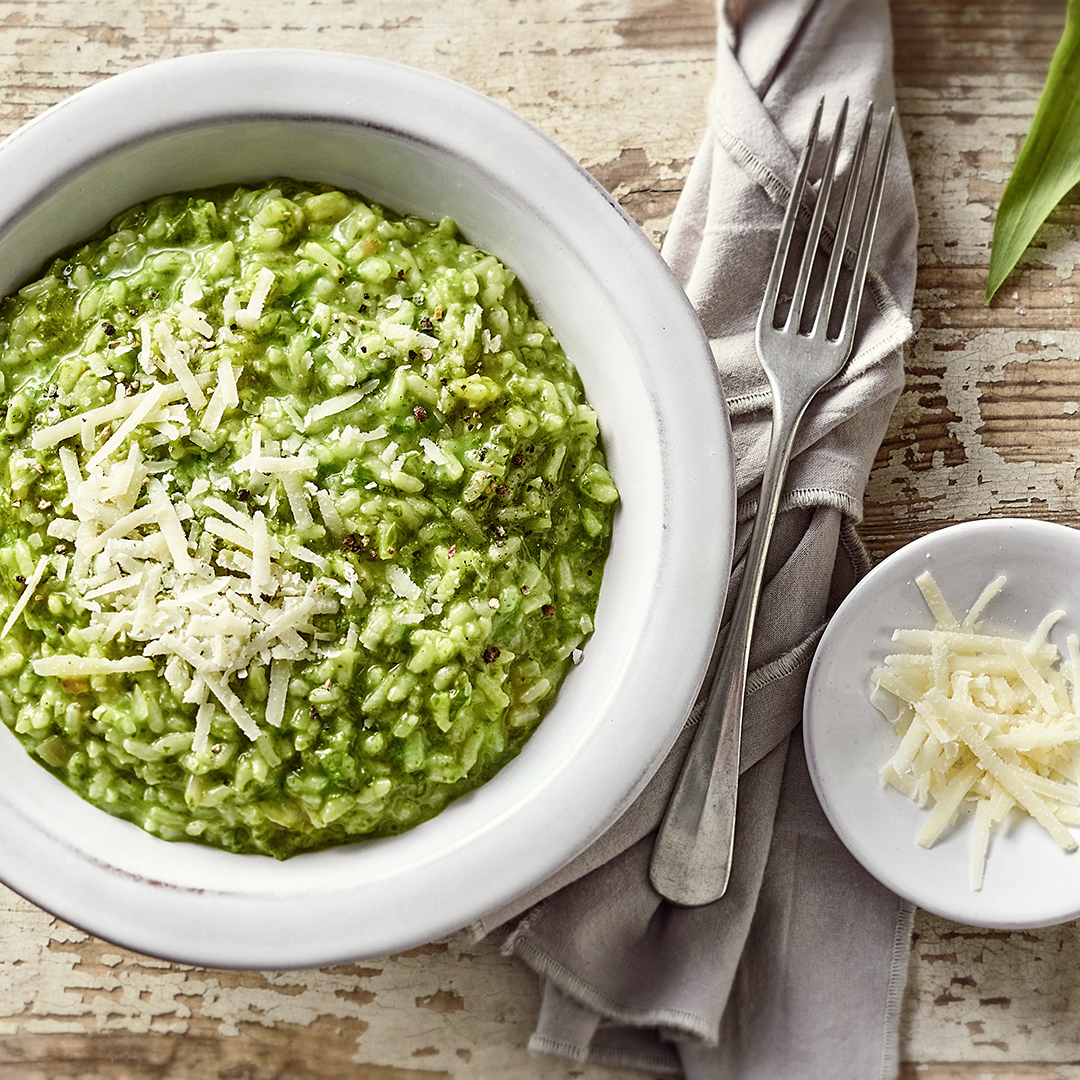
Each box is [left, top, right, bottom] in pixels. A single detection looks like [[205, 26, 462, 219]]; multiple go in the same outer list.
[[827, 106, 896, 348], [813, 102, 875, 338], [787, 98, 849, 334], [759, 97, 823, 331]]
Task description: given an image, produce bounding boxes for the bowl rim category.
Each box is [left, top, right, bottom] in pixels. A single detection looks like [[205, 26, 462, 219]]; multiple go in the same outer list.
[[0, 48, 735, 966]]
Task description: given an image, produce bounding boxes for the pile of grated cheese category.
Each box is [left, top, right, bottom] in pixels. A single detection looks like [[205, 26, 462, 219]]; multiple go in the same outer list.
[[872, 571, 1080, 890], [5, 273, 357, 765]]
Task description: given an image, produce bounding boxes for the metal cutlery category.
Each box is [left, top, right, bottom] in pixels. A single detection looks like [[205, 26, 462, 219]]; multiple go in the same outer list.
[[649, 98, 896, 906]]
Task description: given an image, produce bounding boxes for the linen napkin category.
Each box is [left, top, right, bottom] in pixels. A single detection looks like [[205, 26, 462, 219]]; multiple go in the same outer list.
[[472, 0, 919, 1076]]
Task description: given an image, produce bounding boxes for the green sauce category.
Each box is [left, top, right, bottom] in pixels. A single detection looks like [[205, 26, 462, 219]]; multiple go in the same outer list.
[[0, 180, 618, 857]]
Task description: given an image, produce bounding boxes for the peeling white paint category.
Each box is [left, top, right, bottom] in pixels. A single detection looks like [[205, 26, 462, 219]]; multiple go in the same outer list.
[[903, 911, 1080, 1065], [0, 885, 642, 1077], [869, 325, 1080, 530]]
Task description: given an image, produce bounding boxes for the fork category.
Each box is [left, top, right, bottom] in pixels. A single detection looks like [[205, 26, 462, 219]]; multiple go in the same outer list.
[[649, 98, 895, 906]]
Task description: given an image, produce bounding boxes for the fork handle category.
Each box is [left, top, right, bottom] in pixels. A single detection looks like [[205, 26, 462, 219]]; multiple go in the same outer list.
[[649, 393, 808, 906]]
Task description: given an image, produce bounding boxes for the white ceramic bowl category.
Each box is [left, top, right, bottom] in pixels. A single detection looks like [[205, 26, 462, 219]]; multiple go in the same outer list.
[[0, 50, 733, 965], [805, 518, 1080, 929]]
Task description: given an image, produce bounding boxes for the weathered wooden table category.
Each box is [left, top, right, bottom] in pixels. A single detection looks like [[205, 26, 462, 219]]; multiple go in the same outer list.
[[0, 0, 1076, 1077]]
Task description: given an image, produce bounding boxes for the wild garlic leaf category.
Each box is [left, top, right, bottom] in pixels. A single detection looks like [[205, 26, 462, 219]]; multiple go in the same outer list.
[[986, 0, 1080, 303]]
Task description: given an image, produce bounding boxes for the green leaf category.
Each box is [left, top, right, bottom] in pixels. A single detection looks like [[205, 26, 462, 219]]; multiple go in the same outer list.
[[986, 0, 1080, 303]]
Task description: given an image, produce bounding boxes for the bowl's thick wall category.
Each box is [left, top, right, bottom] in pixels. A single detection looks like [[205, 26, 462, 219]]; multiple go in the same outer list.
[[0, 50, 734, 966]]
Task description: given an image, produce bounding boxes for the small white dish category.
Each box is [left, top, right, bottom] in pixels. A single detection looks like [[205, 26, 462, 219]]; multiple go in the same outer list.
[[804, 517, 1080, 929], [0, 50, 734, 967]]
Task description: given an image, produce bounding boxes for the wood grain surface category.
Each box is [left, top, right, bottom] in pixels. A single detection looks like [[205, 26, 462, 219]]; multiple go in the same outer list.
[[0, 0, 1078, 1077]]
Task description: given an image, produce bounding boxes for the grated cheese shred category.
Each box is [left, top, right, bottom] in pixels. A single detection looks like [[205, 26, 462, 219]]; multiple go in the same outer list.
[[873, 571, 1080, 890], [2, 554, 49, 641], [12, 293, 348, 756]]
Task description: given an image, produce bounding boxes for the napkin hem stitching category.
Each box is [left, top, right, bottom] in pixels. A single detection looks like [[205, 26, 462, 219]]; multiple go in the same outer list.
[[528, 1034, 683, 1077], [712, 119, 789, 207], [526, 1033, 590, 1065], [746, 621, 825, 698], [880, 899, 917, 1079], [737, 486, 864, 526]]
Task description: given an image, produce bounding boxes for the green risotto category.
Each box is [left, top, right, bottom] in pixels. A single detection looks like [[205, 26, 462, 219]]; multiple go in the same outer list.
[[0, 180, 618, 857]]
